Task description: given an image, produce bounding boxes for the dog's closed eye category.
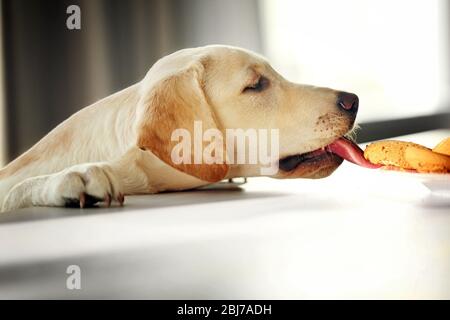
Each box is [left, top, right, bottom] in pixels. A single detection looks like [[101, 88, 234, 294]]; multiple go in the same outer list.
[[243, 76, 270, 93]]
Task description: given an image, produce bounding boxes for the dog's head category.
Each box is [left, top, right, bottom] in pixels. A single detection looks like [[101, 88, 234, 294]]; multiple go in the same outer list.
[[136, 45, 358, 182]]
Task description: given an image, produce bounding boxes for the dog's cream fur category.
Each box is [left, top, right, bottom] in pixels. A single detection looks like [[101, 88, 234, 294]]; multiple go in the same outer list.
[[0, 45, 355, 212]]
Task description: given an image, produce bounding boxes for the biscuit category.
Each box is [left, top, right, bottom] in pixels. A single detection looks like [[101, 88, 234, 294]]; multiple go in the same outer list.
[[364, 140, 450, 173], [432, 137, 450, 156]]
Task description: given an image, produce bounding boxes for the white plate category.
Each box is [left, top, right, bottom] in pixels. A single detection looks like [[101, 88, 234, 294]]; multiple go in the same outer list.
[[376, 168, 448, 186], [374, 168, 450, 205]]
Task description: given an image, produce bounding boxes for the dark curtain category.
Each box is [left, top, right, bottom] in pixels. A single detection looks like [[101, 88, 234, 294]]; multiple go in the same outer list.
[[1, 0, 263, 160]]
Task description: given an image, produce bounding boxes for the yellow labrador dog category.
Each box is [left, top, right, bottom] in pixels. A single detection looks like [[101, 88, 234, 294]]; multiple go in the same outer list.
[[0, 45, 367, 212]]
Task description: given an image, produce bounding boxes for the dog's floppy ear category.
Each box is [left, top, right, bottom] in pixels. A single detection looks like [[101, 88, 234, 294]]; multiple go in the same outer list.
[[136, 61, 229, 182]]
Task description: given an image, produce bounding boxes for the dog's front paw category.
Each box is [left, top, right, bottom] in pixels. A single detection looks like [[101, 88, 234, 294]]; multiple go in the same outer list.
[[2, 163, 125, 212], [47, 163, 125, 208]]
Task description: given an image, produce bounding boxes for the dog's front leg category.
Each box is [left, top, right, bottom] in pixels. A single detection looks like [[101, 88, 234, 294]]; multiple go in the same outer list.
[[1, 162, 126, 212]]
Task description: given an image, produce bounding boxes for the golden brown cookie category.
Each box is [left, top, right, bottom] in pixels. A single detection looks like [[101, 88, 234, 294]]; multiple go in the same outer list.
[[432, 137, 450, 156], [364, 140, 450, 173]]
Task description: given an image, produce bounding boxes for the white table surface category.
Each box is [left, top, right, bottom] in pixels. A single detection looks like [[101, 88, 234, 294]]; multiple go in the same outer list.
[[0, 129, 449, 299]]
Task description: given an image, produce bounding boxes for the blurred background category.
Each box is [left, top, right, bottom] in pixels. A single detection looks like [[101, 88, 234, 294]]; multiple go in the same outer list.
[[0, 0, 449, 165]]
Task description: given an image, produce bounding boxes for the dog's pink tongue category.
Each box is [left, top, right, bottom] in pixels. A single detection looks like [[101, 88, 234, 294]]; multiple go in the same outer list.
[[327, 137, 381, 169]]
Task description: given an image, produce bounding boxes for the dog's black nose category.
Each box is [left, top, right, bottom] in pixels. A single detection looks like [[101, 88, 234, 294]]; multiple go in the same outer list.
[[337, 92, 359, 113]]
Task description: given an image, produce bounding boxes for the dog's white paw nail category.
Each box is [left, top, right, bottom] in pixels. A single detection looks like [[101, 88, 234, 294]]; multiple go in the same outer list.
[[118, 193, 125, 206], [79, 192, 86, 208]]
